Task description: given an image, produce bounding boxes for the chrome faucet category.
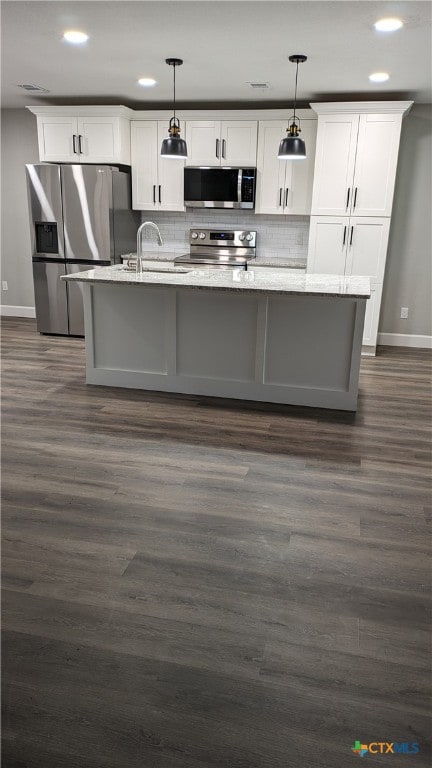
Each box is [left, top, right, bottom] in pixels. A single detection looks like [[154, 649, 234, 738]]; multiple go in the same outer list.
[[136, 221, 164, 275]]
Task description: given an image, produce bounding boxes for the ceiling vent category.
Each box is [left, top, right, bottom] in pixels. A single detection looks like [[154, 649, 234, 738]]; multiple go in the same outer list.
[[17, 84, 50, 92], [248, 82, 269, 89]]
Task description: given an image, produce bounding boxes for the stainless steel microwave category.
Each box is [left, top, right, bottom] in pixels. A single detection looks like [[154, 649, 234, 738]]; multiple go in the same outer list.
[[184, 167, 256, 209]]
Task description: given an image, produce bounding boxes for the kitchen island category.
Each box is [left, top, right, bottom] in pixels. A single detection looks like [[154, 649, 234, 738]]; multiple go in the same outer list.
[[63, 265, 370, 410]]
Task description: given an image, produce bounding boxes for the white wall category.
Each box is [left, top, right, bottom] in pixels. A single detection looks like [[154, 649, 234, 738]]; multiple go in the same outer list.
[[380, 104, 432, 338], [1, 108, 39, 310]]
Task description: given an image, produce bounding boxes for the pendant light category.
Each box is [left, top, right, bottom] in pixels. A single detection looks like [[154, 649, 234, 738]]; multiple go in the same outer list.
[[278, 54, 307, 159], [160, 58, 188, 158]]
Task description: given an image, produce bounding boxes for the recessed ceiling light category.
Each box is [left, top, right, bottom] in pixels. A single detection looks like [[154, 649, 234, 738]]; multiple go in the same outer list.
[[138, 78, 157, 87], [63, 30, 89, 44], [369, 72, 390, 83], [374, 18, 403, 32]]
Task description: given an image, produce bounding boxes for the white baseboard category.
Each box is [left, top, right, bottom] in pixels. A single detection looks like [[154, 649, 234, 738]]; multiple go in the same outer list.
[[377, 332, 432, 349], [1, 305, 36, 318]]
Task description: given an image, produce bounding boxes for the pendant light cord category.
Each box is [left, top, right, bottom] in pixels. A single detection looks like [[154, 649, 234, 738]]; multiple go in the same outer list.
[[173, 63, 176, 122], [292, 60, 299, 122]]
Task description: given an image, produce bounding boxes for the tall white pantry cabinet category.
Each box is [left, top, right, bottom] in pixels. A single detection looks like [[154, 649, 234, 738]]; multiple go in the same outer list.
[[307, 102, 412, 353]]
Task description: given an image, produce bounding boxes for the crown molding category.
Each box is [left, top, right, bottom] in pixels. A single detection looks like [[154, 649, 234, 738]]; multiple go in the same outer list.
[[26, 105, 134, 118], [310, 101, 414, 116]]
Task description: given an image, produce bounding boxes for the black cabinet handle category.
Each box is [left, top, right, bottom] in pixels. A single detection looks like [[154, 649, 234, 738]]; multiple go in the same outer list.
[[279, 188, 283, 206], [350, 225, 354, 246], [78, 135, 83, 154], [153, 185, 156, 204], [222, 139, 226, 159], [72, 135, 78, 154], [353, 187, 358, 209], [285, 187, 289, 207], [346, 187, 351, 210], [216, 138, 220, 159], [158, 185, 161, 204], [343, 225, 347, 246]]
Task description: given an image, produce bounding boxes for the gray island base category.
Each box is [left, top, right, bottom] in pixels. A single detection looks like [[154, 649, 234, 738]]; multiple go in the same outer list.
[[63, 266, 370, 411]]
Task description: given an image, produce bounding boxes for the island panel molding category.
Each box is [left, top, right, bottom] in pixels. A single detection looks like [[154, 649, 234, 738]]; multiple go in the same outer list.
[[64, 267, 369, 411]]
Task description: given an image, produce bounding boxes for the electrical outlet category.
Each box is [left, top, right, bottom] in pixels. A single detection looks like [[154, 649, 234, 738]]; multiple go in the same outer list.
[[400, 306, 409, 319], [2, 281, 8, 291]]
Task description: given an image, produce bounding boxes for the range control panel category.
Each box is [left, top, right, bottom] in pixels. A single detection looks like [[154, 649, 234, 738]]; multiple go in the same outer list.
[[189, 229, 257, 248]]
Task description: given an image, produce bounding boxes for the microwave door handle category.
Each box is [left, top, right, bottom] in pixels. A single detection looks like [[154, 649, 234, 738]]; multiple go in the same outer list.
[[237, 169, 243, 203]]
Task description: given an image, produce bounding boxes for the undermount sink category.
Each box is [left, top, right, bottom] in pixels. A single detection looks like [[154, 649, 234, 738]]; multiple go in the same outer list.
[[120, 266, 192, 274]]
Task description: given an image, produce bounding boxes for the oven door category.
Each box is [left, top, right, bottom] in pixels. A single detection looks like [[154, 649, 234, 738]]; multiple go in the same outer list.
[[184, 168, 245, 208]]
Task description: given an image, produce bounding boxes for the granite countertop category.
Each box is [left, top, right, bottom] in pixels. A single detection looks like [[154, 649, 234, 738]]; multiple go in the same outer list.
[[121, 252, 307, 269], [62, 265, 370, 299]]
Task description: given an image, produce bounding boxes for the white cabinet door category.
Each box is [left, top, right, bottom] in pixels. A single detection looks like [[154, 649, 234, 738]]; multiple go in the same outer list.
[[352, 114, 402, 217], [131, 122, 158, 210], [37, 116, 78, 162], [78, 117, 119, 163], [255, 121, 287, 214], [311, 114, 359, 216], [345, 217, 390, 282], [256, 119, 316, 215], [185, 121, 221, 166], [307, 217, 348, 274], [362, 283, 383, 347], [220, 121, 257, 166], [284, 119, 317, 215], [157, 121, 185, 212]]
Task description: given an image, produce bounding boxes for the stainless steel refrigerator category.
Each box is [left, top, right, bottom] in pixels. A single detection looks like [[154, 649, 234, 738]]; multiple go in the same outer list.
[[26, 164, 140, 336]]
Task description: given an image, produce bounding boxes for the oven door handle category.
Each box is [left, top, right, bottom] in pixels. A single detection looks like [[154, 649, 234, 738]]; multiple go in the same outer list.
[[237, 169, 243, 204]]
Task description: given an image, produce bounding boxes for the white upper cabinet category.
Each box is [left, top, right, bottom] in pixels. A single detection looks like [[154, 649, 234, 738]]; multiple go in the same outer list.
[[352, 114, 402, 216], [186, 121, 221, 166], [220, 121, 258, 166], [256, 118, 317, 215], [311, 105, 407, 217], [185, 120, 257, 166], [28, 107, 132, 165], [131, 120, 185, 212], [311, 114, 359, 216], [77, 116, 129, 164], [255, 122, 287, 214], [37, 115, 78, 162]]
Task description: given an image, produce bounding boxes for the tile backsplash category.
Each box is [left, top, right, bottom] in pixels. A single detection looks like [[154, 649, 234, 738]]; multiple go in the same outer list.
[[139, 210, 310, 259]]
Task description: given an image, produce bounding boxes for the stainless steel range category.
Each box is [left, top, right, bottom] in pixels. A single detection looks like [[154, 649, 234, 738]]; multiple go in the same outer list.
[[174, 229, 256, 270]]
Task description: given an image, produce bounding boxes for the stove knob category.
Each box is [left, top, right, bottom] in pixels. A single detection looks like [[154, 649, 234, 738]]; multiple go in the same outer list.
[[246, 233, 254, 241], [191, 232, 198, 239], [199, 232, 206, 239], [239, 234, 246, 241]]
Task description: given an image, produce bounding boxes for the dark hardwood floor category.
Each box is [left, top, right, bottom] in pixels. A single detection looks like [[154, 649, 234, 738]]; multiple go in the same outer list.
[[1, 317, 431, 768]]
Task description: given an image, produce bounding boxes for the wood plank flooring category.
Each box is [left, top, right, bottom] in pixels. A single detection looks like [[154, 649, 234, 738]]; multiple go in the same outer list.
[[1, 317, 431, 768]]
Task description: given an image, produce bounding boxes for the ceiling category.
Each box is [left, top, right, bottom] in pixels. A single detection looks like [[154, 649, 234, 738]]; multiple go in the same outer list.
[[1, 0, 431, 109]]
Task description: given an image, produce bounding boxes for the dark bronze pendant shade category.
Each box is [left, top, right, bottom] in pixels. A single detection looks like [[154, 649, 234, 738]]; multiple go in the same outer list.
[[161, 58, 188, 158], [278, 54, 307, 159]]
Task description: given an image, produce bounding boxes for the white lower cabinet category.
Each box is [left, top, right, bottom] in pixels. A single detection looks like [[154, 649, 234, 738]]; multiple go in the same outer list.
[[131, 121, 185, 212], [255, 119, 317, 215], [307, 217, 347, 274], [307, 216, 390, 349]]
